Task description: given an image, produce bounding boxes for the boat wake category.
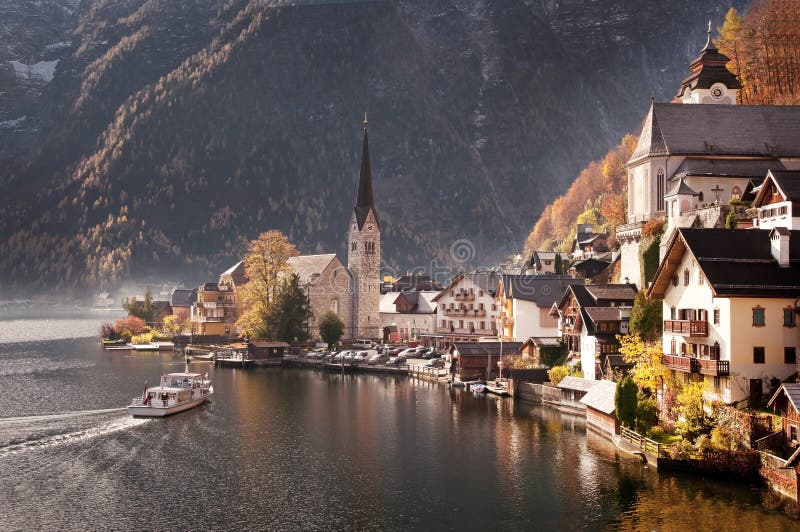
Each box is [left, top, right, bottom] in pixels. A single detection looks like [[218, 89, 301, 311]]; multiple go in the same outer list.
[[0, 407, 147, 458]]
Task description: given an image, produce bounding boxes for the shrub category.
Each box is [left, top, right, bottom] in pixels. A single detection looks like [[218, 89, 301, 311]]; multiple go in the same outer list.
[[669, 439, 694, 460], [113, 316, 147, 335], [636, 395, 659, 434], [695, 434, 714, 457], [547, 365, 570, 385], [130, 332, 153, 345], [647, 425, 665, 440], [120, 329, 132, 342]]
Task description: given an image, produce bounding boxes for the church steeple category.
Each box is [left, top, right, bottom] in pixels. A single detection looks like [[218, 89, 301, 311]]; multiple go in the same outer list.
[[354, 112, 378, 230], [676, 20, 741, 104]]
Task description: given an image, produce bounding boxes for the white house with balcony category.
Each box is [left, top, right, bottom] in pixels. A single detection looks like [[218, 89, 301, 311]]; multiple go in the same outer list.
[[751, 170, 800, 231], [424, 272, 501, 348], [496, 275, 578, 342], [649, 227, 800, 406]]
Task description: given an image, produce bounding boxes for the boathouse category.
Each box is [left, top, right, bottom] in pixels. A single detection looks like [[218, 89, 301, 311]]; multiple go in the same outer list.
[[556, 376, 596, 410], [580, 380, 619, 436], [249, 341, 289, 366]]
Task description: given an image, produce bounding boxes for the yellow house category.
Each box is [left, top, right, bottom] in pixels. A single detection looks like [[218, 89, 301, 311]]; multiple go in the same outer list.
[[649, 227, 800, 406], [190, 262, 246, 336]]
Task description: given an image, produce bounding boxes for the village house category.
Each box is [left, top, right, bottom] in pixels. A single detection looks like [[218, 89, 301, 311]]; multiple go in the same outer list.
[[379, 290, 438, 343], [170, 288, 197, 321], [617, 25, 800, 288], [648, 228, 800, 406], [571, 224, 609, 261], [519, 336, 562, 366], [751, 170, 800, 231], [450, 341, 523, 381], [190, 260, 246, 336], [496, 275, 579, 342], [524, 251, 567, 275], [425, 271, 501, 348], [551, 283, 637, 381]]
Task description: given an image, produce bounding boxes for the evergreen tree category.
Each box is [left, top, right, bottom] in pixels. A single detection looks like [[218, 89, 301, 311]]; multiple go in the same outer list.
[[554, 254, 564, 276], [629, 291, 662, 342], [615, 375, 638, 429], [274, 273, 312, 344], [318, 310, 345, 349]]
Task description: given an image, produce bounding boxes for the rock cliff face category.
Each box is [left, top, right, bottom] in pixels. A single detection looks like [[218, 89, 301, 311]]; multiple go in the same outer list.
[[0, 0, 742, 293]]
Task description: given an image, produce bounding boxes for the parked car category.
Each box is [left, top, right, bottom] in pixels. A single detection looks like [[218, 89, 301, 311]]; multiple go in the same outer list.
[[351, 339, 373, 349], [428, 351, 442, 359], [387, 354, 407, 366], [368, 352, 389, 365], [424, 358, 445, 369]]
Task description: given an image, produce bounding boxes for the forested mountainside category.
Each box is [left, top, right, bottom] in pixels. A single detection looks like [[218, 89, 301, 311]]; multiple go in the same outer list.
[[0, 0, 741, 294], [524, 0, 800, 255]]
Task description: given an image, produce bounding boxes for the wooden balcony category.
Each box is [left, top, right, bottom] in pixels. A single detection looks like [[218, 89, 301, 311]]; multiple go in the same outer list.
[[454, 292, 475, 301], [664, 319, 708, 337], [662, 354, 729, 376]]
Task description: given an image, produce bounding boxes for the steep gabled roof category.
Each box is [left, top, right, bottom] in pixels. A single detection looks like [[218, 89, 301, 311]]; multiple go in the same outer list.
[[170, 288, 197, 307], [433, 271, 503, 301], [287, 254, 341, 285], [501, 275, 581, 308], [649, 228, 800, 299], [580, 380, 618, 414], [753, 170, 800, 207], [665, 177, 700, 198], [220, 261, 248, 287], [767, 383, 800, 412], [629, 104, 800, 164]]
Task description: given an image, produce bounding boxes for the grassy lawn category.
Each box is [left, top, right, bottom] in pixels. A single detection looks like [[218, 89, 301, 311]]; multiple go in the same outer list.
[[648, 431, 682, 445]]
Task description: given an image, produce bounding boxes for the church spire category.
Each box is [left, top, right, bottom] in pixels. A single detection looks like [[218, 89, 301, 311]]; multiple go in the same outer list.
[[353, 113, 378, 230], [675, 20, 741, 103], [356, 113, 373, 210]]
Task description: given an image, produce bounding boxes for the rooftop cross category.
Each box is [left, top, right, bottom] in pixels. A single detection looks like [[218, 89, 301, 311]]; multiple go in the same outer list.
[[711, 184, 725, 203]]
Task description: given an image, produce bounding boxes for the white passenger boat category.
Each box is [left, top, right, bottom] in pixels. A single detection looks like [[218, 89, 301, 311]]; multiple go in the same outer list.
[[128, 371, 213, 417]]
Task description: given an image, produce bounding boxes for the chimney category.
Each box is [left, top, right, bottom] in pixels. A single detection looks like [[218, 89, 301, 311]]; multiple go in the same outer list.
[[770, 228, 790, 267]]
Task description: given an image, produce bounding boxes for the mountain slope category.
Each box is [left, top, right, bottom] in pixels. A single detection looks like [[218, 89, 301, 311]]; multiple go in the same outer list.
[[0, 0, 743, 294]]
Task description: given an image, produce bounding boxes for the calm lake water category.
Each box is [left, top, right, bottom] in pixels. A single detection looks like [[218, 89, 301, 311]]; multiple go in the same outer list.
[[0, 315, 798, 530]]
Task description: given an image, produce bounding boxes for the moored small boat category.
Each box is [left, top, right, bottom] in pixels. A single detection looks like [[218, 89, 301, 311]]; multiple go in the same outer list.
[[128, 372, 213, 417]]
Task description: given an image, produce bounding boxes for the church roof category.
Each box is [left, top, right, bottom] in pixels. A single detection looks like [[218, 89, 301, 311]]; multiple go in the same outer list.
[[677, 26, 742, 98], [630, 103, 800, 164], [665, 177, 700, 197], [354, 123, 379, 230], [287, 254, 341, 285], [671, 158, 785, 180]]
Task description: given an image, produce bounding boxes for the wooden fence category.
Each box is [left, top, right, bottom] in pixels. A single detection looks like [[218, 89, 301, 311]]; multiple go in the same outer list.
[[620, 426, 670, 457]]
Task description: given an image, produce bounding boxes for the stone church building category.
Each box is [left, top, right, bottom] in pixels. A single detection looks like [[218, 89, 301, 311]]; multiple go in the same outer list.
[[288, 117, 382, 340], [193, 118, 382, 341], [618, 24, 800, 288]]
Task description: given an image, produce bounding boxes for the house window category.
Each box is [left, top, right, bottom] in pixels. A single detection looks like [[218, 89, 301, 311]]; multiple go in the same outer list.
[[351, 241, 357, 251], [784, 308, 795, 327], [670, 307, 676, 320], [754, 346, 765, 364], [790, 425, 799, 443], [698, 271, 704, 285], [670, 338, 676, 354], [671, 275, 679, 287], [714, 376, 720, 394], [779, 205, 788, 216], [786, 347, 797, 365], [713, 309, 720, 325], [752, 306, 765, 327], [684, 269, 690, 286]]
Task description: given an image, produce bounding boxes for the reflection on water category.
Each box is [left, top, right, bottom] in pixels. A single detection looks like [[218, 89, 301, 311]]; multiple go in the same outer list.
[[0, 330, 798, 530]]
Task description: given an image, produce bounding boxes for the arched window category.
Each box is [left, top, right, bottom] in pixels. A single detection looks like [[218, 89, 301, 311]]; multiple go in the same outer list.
[[731, 185, 742, 201], [684, 269, 690, 286], [657, 168, 665, 211]]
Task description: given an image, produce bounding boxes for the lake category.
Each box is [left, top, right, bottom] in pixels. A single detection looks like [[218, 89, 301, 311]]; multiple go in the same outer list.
[[0, 315, 797, 530]]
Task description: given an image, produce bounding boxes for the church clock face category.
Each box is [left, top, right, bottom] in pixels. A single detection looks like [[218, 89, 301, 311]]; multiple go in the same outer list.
[[367, 224, 374, 231], [710, 83, 726, 101]]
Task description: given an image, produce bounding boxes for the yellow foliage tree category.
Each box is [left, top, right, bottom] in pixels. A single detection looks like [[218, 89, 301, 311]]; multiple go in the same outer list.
[[618, 334, 668, 395], [235, 230, 299, 340]]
